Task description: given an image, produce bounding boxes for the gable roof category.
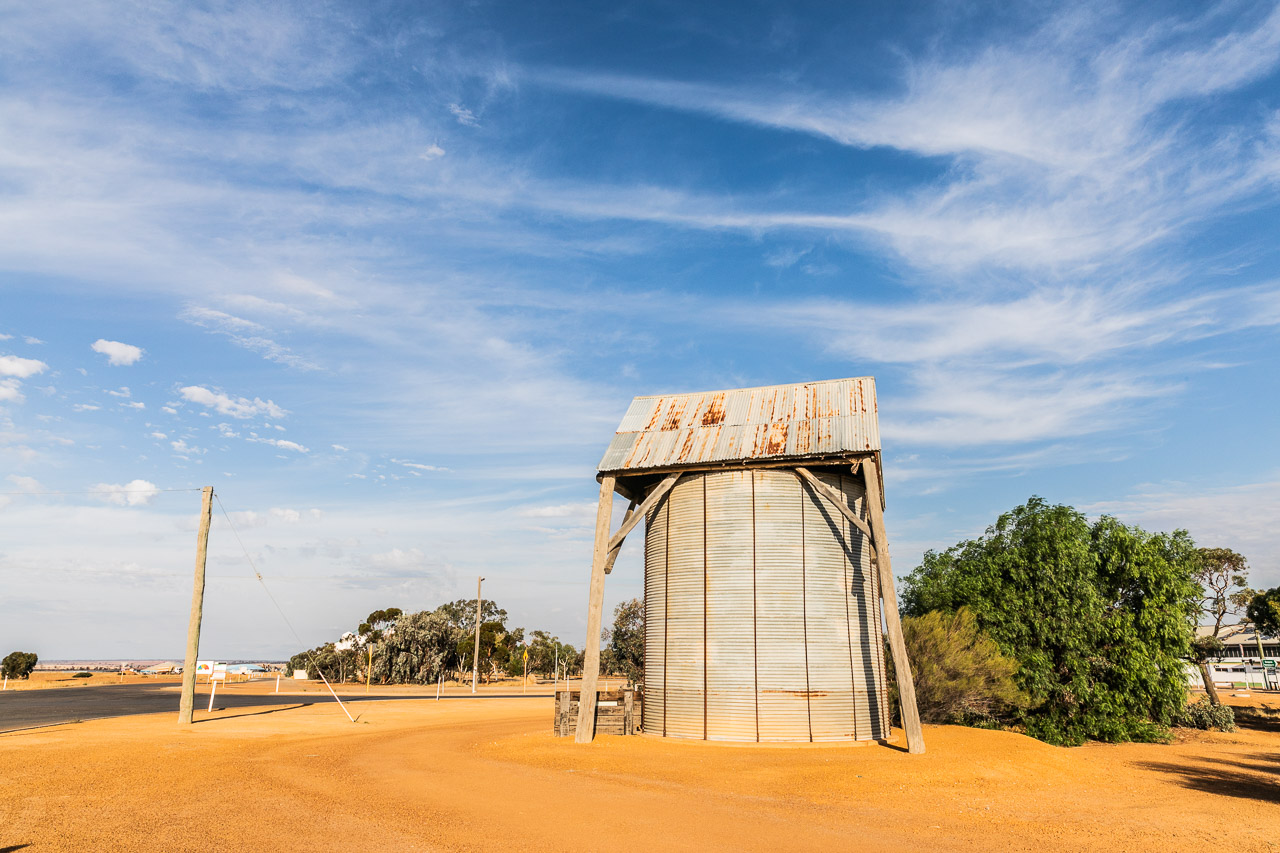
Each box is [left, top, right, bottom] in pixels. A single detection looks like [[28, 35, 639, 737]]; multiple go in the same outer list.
[[598, 377, 880, 475]]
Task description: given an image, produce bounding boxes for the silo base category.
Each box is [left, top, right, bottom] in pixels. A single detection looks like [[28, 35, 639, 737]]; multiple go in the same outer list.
[[642, 468, 891, 743]]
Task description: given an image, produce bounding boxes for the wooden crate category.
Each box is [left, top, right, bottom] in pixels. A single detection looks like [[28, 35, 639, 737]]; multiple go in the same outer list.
[[553, 690, 642, 736]]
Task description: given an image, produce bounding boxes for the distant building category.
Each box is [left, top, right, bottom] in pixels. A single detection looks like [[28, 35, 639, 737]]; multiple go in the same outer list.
[[1196, 623, 1280, 661]]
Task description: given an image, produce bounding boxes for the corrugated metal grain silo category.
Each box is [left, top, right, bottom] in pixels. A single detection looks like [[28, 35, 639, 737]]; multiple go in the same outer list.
[[574, 378, 924, 752]]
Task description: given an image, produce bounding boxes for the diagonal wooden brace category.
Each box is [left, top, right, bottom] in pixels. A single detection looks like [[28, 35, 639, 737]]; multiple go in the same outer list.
[[794, 467, 875, 543], [602, 498, 638, 575], [605, 473, 680, 556]]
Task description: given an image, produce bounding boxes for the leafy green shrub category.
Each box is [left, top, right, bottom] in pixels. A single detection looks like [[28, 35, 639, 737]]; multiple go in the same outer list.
[[1174, 698, 1236, 732], [72, 671, 92, 678], [897, 607, 1028, 725], [901, 497, 1201, 746]]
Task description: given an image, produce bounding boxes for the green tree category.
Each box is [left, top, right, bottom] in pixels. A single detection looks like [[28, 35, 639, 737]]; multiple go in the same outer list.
[[1246, 587, 1280, 637], [1, 650, 38, 679], [357, 608, 403, 684], [897, 608, 1027, 725], [456, 620, 515, 683], [526, 630, 562, 678], [370, 608, 466, 684], [901, 497, 1200, 745], [1196, 548, 1251, 636], [359, 608, 403, 643], [436, 599, 508, 634], [606, 598, 644, 686]]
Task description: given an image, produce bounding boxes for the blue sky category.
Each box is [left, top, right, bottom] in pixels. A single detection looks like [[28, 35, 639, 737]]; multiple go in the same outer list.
[[1, 1, 1278, 659]]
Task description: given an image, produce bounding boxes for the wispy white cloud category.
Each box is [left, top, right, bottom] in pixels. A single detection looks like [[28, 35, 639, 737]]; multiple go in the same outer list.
[[448, 103, 479, 126], [179, 385, 285, 419], [179, 305, 319, 370], [0, 379, 24, 403], [532, 6, 1280, 275], [1083, 476, 1280, 587], [170, 438, 203, 456], [91, 479, 159, 506], [248, 436, 308, 453]]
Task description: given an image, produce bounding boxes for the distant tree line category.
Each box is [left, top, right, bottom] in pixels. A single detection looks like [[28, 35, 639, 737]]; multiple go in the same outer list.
[[286, 597, 643, 687]]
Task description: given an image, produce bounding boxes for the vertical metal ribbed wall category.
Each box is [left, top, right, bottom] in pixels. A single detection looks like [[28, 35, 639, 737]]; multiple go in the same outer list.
[[642, 468, 889, 742]]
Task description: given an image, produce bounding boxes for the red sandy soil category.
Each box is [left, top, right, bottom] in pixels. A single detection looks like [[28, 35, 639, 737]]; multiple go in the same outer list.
[[0, 683, 1276, 852]]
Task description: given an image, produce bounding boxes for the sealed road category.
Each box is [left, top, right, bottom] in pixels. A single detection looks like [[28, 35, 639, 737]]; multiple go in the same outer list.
[[0, 683, 543, 732]]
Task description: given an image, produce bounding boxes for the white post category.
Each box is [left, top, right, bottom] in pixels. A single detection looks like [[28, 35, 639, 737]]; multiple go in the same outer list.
[[2, 676, 7, 691], [275, 672, 281, 694], [436, 671, 443, 701], [207, 678, 218, 713]]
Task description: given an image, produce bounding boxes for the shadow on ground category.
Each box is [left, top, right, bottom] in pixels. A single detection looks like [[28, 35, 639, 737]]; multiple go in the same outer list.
[[1136, 752, 1280, 804], [194, 703, 314, 723], [1233, 705, 1280, 735]]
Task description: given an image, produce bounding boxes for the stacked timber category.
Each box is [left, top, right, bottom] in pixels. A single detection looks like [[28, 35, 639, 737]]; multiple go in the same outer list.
[[554, 690, 641, 736]]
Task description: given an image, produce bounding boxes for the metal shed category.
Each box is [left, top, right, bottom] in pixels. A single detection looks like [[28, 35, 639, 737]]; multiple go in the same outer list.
[[575, 377, 924, 752]]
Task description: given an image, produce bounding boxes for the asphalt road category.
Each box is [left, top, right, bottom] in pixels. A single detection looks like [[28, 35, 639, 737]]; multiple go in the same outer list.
[[0, 684, 543, 732]]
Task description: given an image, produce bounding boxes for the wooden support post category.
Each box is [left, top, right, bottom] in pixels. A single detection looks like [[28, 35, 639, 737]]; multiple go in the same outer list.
[[575, 475, 616, 742], [859, 458, 925, 754], [624, 689, 635, 735], [178, 486, 213, 725]]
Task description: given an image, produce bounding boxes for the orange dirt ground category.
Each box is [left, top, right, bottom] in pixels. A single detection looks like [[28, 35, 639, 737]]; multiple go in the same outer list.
[[1, 681, 1277, 852]]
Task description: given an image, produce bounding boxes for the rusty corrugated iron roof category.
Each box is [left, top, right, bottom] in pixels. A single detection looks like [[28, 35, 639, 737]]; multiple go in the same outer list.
[[598, 377, 880, 474]]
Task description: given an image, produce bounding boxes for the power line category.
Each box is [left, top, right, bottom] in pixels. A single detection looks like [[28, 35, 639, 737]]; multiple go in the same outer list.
[[0, 487, 204, 496], [213, 491, 354, 722]]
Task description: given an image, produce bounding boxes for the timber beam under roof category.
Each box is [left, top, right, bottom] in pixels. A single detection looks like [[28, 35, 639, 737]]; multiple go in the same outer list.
[[601, 451, 884, 508]]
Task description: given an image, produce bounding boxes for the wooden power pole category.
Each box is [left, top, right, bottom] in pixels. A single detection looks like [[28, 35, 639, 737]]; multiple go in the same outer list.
[[178, 486, 214, 724], [471, 576, 484, 693]]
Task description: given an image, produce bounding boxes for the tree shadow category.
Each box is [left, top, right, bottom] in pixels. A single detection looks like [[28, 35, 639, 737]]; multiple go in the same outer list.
[[1135, 753, 1280, 804], [194, 703, 313, 723], [1, 845, 31, 852], [1232, 705, 1280, 735]]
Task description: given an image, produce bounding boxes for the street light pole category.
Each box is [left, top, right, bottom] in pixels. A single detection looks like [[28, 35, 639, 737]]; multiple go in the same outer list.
[[471, 576, 484, 694]]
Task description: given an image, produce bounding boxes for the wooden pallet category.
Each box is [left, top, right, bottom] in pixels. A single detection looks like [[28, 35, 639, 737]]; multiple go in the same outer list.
[[553, 690, 641, 736]]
